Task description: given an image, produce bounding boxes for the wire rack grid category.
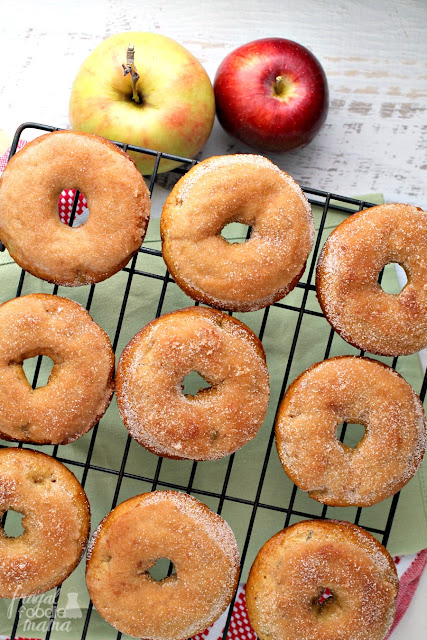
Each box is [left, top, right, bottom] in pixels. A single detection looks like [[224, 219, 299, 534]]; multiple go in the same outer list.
[[1, 122, 426, 640]]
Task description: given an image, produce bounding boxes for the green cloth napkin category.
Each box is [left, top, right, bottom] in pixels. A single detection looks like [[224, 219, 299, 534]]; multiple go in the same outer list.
[[0, 193, 426, 639]]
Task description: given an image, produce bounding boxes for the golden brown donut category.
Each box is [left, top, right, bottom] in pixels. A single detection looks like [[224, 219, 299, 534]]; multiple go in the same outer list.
[[0, 294, 114, 444], [116, 306, 270, 460], [246, 519, 398, 640], [0, 447, 90, 598], [0, 130, 151, 286], [316, 203, 427, 355], [86, 491, 240, 640], [161, 154, 314, 311], [275, 356, 426, 507]]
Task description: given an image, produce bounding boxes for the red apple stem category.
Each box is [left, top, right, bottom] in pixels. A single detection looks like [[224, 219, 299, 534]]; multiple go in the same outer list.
[[274, 75, 285, 95], [122, 44, 141, 104]]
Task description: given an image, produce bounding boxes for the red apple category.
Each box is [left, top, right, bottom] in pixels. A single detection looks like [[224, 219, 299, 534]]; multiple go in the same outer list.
[[214, 38, 329, 152]]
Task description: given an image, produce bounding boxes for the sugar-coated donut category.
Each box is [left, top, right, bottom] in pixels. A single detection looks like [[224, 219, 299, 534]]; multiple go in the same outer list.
[[316, 203, 427, 355], [161, 155, 315, 311], [86, 491, 240, 640], [0, 294, 114, 444], [0, 130, 151, 286], [0, 447, 90, 598], [116, 306, 270, 460], [246, 519, 398, 640], [275, 356, 426, 507]]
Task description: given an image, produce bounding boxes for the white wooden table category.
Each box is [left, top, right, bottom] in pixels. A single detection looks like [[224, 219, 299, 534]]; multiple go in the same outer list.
[[0, 1, 426, 637], [0, 0, 426, 207]]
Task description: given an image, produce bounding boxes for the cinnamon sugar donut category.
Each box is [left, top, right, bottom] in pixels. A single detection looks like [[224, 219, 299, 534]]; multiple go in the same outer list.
[[246, 519, 398, 640], [0, 294, 114, 444], [86, 491, 240, 640], [116, 306, 270, 460], [316, 203, 427, 355], [0, 447, 90, 598], [161, 155, 314, 311], [275, 356, 426, 507], [0, 130, 151, 286]]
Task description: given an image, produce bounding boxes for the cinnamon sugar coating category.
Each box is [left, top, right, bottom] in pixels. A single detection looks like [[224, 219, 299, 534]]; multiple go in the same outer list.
[[0, 447, 90, 598], [0, 294, 114, 444], [0, 130, 151, 286], [275, 356, 426, 507], [316, 203, 427, 355], [116, 306, 270, 460], [246, 520, 398, 640], [86, 491, 240, 640], [161, 155, 314, 312]]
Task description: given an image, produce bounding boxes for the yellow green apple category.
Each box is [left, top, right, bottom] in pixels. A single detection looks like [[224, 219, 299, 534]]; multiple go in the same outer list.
[[0, 129, 11, 156], [69, 32, 215, 175]]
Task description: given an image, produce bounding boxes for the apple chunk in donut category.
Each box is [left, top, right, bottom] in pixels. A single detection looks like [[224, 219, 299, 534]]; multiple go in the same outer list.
[[116, 306, 270, 460], [161, 154, 315, 311], [0, 130, 151, 286], [0, 294, 114, 444], [86, 491, 240, 640], [275, 356, 426, 507], [0, 448, 90, 598], [246, 519, 398, 640]]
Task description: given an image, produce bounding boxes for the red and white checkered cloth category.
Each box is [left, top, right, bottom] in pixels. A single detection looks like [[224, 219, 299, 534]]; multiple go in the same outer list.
[[1, 142, 426, 638]]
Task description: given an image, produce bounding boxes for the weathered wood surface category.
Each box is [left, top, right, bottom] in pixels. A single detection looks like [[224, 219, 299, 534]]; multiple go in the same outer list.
[[0, 0, 425, 206]]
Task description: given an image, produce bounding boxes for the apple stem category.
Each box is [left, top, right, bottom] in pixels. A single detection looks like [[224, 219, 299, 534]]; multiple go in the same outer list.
[[274, 75, 285, 95], [122, 44, 141, 104]]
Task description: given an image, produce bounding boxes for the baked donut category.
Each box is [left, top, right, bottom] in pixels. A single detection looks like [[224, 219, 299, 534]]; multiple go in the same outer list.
[[275, 356, 426, 507], [161, 154, 314, 311], [0, 293, 114, 444], [0, 447, 90, 598], [86, 491, 240, 640], [116, 306, 270, 460], [316, 203, 427, 355], [0, 130, 151, 286], [246, 519, 398, 640]]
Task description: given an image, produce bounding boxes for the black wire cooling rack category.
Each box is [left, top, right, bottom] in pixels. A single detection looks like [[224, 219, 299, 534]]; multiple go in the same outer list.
[[1, 122, 426, 640]]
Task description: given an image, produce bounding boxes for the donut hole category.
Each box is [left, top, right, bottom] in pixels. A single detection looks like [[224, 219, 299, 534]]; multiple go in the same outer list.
[[1, 509, 25, 538], [182, 371, 212, 398], [22, 355, 55, 389], [138, 557, 177, 582], [57, 189, 88, 227], [377, 262, 408, 294], [336, 421, 366, 448], [311, 587, 337, 617], [220, 222, 251, 244]]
